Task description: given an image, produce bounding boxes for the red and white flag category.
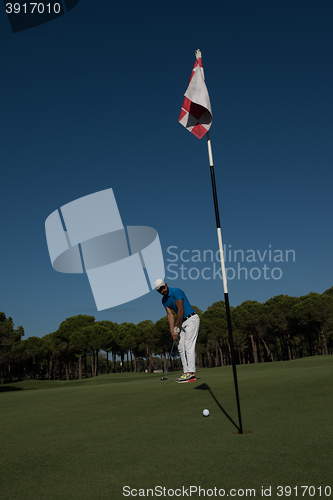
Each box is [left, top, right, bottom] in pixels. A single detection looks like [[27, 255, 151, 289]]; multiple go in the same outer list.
[[178, 50, 212, 139]]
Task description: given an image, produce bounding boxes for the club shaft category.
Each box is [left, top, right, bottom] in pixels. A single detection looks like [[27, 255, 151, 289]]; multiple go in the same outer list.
[[165, 339, 175, 375]]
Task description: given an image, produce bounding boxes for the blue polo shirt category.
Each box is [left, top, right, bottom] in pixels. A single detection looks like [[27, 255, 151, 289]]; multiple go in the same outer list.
[[162, 287, 195, 318]]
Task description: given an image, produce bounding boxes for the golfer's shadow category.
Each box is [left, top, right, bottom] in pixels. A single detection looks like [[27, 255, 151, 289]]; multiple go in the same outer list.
[[194, 383, 240, 432]]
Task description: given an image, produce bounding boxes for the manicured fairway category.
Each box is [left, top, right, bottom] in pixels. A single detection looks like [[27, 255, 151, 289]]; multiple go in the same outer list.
[[1, 356, 332, 500]]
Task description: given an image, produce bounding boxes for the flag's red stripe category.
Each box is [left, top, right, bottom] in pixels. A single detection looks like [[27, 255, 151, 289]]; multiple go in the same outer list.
[[178, 108, 187, 122], [181, 96, 192, 113], [191, 123, 207, 139], [188, 60, 198, 84]]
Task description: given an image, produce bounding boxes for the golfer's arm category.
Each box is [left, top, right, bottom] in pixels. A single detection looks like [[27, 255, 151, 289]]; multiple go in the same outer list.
[[175, 299, 184, 328], [166, 307, 175, 334]]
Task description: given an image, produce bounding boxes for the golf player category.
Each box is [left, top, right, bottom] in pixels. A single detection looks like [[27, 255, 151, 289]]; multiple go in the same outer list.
[[155, 279, 200, 383]]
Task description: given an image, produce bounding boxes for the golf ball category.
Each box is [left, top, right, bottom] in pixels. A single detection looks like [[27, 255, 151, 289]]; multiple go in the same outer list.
[[203, 409, 210, 417]]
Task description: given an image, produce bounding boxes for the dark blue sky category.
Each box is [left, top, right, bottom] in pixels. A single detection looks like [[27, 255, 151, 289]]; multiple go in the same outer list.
[[1, 0, 333, 337]]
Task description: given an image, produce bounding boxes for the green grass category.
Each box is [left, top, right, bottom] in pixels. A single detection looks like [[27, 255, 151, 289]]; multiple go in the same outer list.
[[1, 356, 333, 500]]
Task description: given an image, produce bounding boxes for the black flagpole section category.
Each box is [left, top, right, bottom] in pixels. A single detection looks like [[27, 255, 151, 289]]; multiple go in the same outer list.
[[207, 131, 243, 434]]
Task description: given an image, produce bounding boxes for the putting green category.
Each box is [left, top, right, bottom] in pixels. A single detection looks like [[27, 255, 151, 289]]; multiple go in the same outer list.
[[1, 356, 332, 499]]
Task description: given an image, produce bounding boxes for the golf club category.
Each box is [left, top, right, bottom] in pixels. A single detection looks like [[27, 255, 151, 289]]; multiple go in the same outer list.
[[161, 338, 176, 380]]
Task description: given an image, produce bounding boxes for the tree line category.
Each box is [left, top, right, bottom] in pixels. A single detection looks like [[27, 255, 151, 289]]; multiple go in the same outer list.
[[1, 287, 332, 384]]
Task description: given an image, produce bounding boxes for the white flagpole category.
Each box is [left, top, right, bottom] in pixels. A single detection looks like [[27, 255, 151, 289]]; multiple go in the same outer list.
[[206, 131, 228, 295]]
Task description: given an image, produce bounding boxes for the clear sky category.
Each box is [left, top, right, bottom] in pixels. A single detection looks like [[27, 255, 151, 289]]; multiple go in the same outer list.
[[1, 0, 333, 338]]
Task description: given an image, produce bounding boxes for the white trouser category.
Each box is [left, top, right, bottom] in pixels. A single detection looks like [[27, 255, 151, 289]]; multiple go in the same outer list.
[[178, 314, 200, 374]]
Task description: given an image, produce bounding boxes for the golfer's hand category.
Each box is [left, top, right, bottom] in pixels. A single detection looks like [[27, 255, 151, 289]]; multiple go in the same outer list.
[[172, 326, 180, 340]]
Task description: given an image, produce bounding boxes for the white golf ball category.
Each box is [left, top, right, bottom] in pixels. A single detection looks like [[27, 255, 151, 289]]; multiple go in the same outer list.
[[203, 409, 210, 417]]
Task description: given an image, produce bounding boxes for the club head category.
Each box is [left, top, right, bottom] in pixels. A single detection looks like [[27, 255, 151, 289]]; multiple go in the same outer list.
[[161, 377, 167, 380]]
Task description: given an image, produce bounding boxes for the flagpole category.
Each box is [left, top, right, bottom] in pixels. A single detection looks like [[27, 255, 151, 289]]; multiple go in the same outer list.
[[206, 129, 243, 435], [179, 49, 243, 434]]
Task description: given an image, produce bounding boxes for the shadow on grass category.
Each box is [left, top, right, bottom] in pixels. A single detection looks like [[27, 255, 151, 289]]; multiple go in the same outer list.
[[195, 383, 240, 432], [0, 386, 24, 393]]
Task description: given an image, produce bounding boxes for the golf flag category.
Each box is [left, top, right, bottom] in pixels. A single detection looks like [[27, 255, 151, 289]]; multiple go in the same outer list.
[[178, 49, 213, 139]]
